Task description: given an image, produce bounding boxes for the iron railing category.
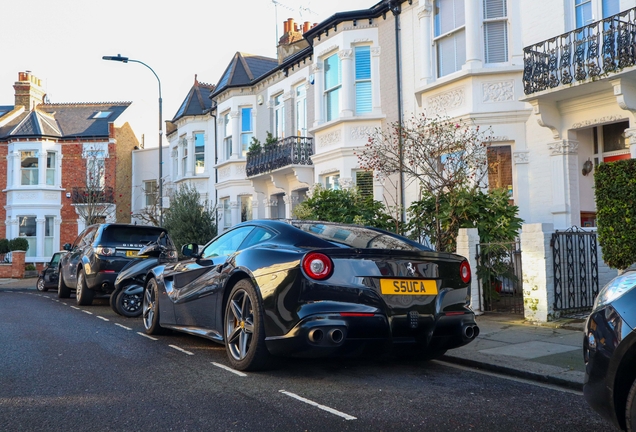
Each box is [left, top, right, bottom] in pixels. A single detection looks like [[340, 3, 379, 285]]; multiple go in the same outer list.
[[523, 7, 636, 95], [551, 227, 599, 312], [246, 136, 314, 177], [71, 187, 115, 205], [476, 240, 524, 314]]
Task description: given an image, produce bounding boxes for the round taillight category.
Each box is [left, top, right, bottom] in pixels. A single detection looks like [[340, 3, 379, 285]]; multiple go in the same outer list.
[[302, 252, 333, 280], [460, 260, 471, 284]]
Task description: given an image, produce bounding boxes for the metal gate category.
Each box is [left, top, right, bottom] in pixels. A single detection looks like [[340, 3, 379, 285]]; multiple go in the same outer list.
[[551, 227, 599, 312], [476, 241, 524, 314]]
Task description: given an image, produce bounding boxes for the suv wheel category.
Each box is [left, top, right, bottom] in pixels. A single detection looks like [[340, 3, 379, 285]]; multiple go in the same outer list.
[[76, 269, 94, 306]]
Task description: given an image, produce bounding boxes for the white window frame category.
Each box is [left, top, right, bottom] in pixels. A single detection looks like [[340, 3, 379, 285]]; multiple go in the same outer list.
[[144, 180, 157, 207], [46, 151, 56, 186], [18, 215, 36, 258], [240, 107, 253, 157], [295, 84, 307, 136], [323, 53, 341, 122], [194, 132, 205, 174], [483, 0, 509, 63], [354, 46, 372, 114], [274, 95, 285, 139], [223, 112, 233, 160], [44, 216, 54, 257], [221, 198, 231, 228], [434, 0, 466, 78], [21, 151, 38, 186]]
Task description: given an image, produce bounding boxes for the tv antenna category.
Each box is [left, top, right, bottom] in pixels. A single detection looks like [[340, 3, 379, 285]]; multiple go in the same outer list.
[[271, 0, 318, 44]]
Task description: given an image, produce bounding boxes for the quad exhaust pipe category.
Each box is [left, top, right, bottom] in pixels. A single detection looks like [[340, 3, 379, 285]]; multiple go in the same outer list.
[[308, 327, 345, 345]]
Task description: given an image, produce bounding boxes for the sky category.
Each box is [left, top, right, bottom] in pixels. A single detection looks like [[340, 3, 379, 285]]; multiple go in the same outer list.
[[2, 0, 375, 147]]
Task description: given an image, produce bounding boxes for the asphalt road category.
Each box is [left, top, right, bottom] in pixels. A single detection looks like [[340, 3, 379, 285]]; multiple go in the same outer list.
[[0, 289, 615, 432]]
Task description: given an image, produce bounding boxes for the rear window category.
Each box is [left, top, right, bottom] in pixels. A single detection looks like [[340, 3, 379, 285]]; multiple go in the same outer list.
[[292, 222, 431, 251], [100, 226, 166, 245]]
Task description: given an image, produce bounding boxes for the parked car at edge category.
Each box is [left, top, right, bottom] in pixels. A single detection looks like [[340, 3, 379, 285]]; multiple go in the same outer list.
[[36, 251, 67, 292], [142, 220, 479, 371], [58, 223, 169, 306], [583, 270, 636, 431]]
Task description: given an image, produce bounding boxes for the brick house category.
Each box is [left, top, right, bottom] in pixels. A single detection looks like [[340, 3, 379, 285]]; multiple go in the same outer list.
[[0, 72, 139, 264]]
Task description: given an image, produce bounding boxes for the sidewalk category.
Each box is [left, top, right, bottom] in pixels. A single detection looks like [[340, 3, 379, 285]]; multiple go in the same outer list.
[[0, 278, 586, 389], [442, 313, 586, 390]]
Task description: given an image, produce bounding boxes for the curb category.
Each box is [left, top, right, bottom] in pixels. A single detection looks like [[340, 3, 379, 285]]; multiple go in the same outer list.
[[439, 354, 583, 392]]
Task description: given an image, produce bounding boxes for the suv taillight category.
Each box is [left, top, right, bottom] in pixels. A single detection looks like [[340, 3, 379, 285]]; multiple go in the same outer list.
[[95, 246, 116, 256]]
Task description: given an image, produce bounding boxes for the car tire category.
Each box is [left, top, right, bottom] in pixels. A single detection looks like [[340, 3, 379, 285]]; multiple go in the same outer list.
[[76, 269, 94, 306], [627, 378, 636, 432], [224, 279, 272, 371], [116, 288, 143, 318], [143, 278, 164, 335], [110, 287, 122, 314], [58, 273, 71, 298], [37, 277, 47, 292]]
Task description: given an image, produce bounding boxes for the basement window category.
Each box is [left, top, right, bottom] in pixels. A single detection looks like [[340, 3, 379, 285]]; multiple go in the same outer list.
[[92, 111, 112, 119]]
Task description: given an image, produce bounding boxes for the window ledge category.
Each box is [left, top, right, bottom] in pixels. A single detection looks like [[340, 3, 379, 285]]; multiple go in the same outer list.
[[309, 113, 386, 134], [214, 158, 246, 169], [415, 64, 524, 96]]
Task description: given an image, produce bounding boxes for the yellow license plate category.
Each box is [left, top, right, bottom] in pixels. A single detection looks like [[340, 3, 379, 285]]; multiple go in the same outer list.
[[380, 279, 438, 295], [125, 250, 139, 257]]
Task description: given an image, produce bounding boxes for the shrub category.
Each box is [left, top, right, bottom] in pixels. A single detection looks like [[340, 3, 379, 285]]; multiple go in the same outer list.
[[247, 137, 262, 156], [595, 159, 636, 270], [0, 239, 9, 254], [9, 237, 29, 252], [25, 264, 36, 271]]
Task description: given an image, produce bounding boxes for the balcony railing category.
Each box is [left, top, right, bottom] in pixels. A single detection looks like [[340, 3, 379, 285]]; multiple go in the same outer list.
[[71, 187, 115, 205], [246, 136, 313, 177], [523, 7, 636, 95]]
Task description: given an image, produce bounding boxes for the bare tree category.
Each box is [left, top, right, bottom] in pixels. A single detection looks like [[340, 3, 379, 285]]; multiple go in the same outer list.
[[357, 114, 492, 249], [131, 180, 162, 226], [72, 148, 116, 226]]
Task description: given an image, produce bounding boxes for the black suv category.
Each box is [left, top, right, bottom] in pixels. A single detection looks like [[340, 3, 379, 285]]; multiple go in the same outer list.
[[58, 223, 171, 305]]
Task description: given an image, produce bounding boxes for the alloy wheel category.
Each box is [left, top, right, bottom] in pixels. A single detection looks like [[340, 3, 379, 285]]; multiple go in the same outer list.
[[225, 289, 254, 361], [143, 287, 155, 330]]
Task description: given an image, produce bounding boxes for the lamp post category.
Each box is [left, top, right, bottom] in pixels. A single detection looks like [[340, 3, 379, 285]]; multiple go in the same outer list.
[[102, 54, 163, 226]]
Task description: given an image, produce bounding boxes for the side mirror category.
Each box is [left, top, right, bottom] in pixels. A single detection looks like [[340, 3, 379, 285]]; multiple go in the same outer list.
[[181, 243, 199, 258], [63, 243, 72, 251]]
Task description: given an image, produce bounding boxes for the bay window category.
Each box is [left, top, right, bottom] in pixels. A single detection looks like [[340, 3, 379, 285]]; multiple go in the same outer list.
[[274, 95, 285, 139], [224, 113, 232, 159], [46, 152, 56, 185], [18, 216, 36, 257], [45, 216, 54, 257], [295, 84, 307, 136]]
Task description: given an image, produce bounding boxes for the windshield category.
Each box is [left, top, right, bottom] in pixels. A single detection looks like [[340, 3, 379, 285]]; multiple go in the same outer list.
[[291, 222, 431, 251]]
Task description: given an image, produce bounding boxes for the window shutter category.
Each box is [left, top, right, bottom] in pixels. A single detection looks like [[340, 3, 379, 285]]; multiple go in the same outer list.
[[484, 21, 508, 63], [483, 0, 506, 19], [356, 171, 374, 197]]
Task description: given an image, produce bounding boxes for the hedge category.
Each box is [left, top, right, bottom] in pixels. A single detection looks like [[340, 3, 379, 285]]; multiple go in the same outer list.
[[595, 158, 636, 270], [0, 238, 29, 253]]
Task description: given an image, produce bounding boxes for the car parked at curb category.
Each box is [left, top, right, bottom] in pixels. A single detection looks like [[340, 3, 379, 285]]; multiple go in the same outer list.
[[58, 223, 169, 306], [36, 251, 67, 292], [142, 219, 479, 371], [583, 270, 636, 431]]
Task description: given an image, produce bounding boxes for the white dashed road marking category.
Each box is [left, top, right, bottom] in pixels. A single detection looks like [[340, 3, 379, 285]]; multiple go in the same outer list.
[[279, 390, 357, 420], [71, 306, 80, 310], [115, 323, 132, 331], [211, 362, 247, 377], [169, 345, 194, 355], [82, 310, 93, 315], [96, 316, 109, 322], [137, 332, 157, 341]]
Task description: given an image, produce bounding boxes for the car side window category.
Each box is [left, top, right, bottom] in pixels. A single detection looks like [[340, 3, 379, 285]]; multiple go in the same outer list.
[[201, 226, 254, 259], [80, 227, 97, 247], [50, 253, 62, 267], [239, 228, 274, 250]]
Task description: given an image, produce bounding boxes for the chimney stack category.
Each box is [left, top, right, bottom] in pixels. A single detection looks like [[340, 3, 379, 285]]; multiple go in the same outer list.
[[14, 71, 46, 111]]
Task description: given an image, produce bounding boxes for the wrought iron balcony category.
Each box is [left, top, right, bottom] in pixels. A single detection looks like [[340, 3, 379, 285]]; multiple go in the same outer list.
[[246, 136, 313, 177], [523, 7, 636, 95], [71, 187, 115, 205]]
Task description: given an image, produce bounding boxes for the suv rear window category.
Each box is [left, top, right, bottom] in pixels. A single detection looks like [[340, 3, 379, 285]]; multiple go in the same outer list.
[[100, 226, 166, 244]]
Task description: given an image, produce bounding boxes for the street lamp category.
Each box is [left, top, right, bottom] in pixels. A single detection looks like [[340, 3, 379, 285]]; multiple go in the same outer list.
[[102, 54, 163, 226]]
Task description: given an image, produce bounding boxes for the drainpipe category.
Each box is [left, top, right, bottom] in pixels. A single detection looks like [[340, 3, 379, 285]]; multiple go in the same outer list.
[[208, 107, 219, 232], [390, 0, 406, 230]]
